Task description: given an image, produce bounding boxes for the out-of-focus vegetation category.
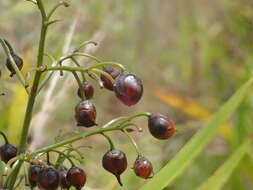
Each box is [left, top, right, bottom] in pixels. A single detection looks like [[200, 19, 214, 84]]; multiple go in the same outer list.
[[1, 0, 253, 189]]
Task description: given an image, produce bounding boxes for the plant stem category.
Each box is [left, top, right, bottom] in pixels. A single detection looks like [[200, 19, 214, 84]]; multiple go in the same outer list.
[[7, 0, 48, 187], [72, 71, 85, 100]]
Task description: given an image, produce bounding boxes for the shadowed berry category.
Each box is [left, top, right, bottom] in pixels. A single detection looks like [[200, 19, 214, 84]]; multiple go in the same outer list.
[[75, 100, 97, 127], [77, 82, 94, 99], [59, 167, 71, 189], [114, 72, 143, 106], [100, 66, 121, 91], [28, 164, 43, 187], [133, 156, 153, 179], [102, 149, 127, 186], [0, 144, 17, 163], [66, 167, 86, 190], [37, 167, 59, 190], [148, 113, 176, 139], [6, 53, 23, 77]]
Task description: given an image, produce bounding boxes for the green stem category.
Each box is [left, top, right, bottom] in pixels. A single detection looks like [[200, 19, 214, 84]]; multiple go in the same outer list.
[[60, 52, 102, 63], [47, 1, 69, 20], [72, 71, 85, 100], [7, 1, 48, 188], [122, 129, 141, 155], [101, 133, 115, 150], [0, 131, 9, 144], [71, 57, 86, 81]]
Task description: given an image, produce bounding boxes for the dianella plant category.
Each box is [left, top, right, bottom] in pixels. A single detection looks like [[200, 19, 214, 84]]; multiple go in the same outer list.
[[0, 1, 176, 189]]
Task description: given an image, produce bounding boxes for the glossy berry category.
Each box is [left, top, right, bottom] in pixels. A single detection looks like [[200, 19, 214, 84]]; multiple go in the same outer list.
[[0, 143, 18, 163], [28, 164, 43, 187], [66, 167, 86, 190], [100, 66, 121, 91], [102, 149, 127, 186], [77, 82, 94, 99], [114, 72, 143, 106], [6, 53, 23, 77], [133, 156, 153, 179], [75, 100, 97, 127], [37, 167, 59, 190], [59, 167, 71, 189], [148, 113, 176, 140]]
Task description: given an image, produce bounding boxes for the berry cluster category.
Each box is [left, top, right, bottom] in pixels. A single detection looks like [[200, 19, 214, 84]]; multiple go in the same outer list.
[[28, 164, 86, 190]]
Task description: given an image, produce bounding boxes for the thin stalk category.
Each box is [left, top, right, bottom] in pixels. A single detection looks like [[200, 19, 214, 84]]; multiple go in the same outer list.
[[71, 57, 86, 81], [0, 131, 9, 144], [122, 129, 141, 155], [60, 52, 102, 63], [72, 71, 85, 100], [101, 133, 115, 150]]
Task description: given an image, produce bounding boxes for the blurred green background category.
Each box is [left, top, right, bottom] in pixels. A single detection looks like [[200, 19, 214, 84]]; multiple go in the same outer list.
[[1, 0, 253, 189]]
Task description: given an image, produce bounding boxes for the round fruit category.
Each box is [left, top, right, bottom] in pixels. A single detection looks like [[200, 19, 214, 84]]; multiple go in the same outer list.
[[0, 144, 18, 163], [114, 72, 143, 106], [148, 113, 176, 139], [6, 53, 23, 77], [37, 167, 59, 190], [77, 82, 94, 99], [28, 164, 42, 187], [102, 149, 127, 186], [100, 66, 121, 91], [133, 156, 153, 179], [75, 100, 97, 127], [59, 167, 71, 189], [66, 167, 86, 190]]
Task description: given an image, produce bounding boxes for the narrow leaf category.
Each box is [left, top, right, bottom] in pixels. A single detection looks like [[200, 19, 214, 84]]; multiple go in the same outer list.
[[139, 77, 253, 190], [197, 139, 250, 190]]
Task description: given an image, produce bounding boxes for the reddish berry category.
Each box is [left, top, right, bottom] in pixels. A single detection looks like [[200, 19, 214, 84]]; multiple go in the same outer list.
[[66, 167, 86, 190], [102, 149, 127, 186], [0, 144, 17, 163], [133, 156, 153, 179], [148, 113, 176, 139], [114, 72, 143, 106], [77, 82, 94, 99], [6, 53, 23, 77], [28, 164, 42, 187], [37, 167, 59, 190], [75, 100, 97, 127], [100, 66, 121, 91], [59, 167, 71, 189]]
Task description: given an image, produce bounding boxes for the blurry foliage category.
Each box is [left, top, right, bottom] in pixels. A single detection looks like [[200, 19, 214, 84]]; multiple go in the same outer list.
[[1, 0, 253, 189]]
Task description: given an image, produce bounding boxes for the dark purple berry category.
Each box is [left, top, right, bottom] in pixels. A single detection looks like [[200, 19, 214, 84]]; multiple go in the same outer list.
[[37, 167, 59, 190], [28, 164, 42, 187], [0, 144, 17, 163], [6, 53, 23, 77], [66, 167, 86, 190], [77, 82, 94, 99], [133, 156, 153, 179], [102, 149, 127, 186], [148, 113, 176, 140], [114, 72, 143, 106], [59, 167, 71, 189], [100, 66, 121, 91], [75, 100, 97, 127]]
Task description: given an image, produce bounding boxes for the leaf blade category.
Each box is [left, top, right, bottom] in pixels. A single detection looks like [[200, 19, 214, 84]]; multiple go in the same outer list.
[[139, 77, 253, 190]]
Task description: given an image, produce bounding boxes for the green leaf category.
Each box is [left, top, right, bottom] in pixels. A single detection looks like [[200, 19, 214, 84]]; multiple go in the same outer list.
[[196, 139, 250, 190], [139, 77, 253, 190]]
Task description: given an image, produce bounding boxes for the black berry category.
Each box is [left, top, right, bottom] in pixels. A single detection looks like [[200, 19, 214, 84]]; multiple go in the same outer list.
[[37, 167, 59, 190], [0, 144, 17, 163], [66, 167, 86, 190], [148, 113, 176, 139], [77, 82, 94, 99], [6, 53, 23, 77], [114, 72, 143, 106], [100, 66, 121, 91], [59, 167, 71, 189], [28, 164, 42, 187], [133, 156, 153, 179], [75, 100, 97, 127], [102, 149, 127, 186]]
